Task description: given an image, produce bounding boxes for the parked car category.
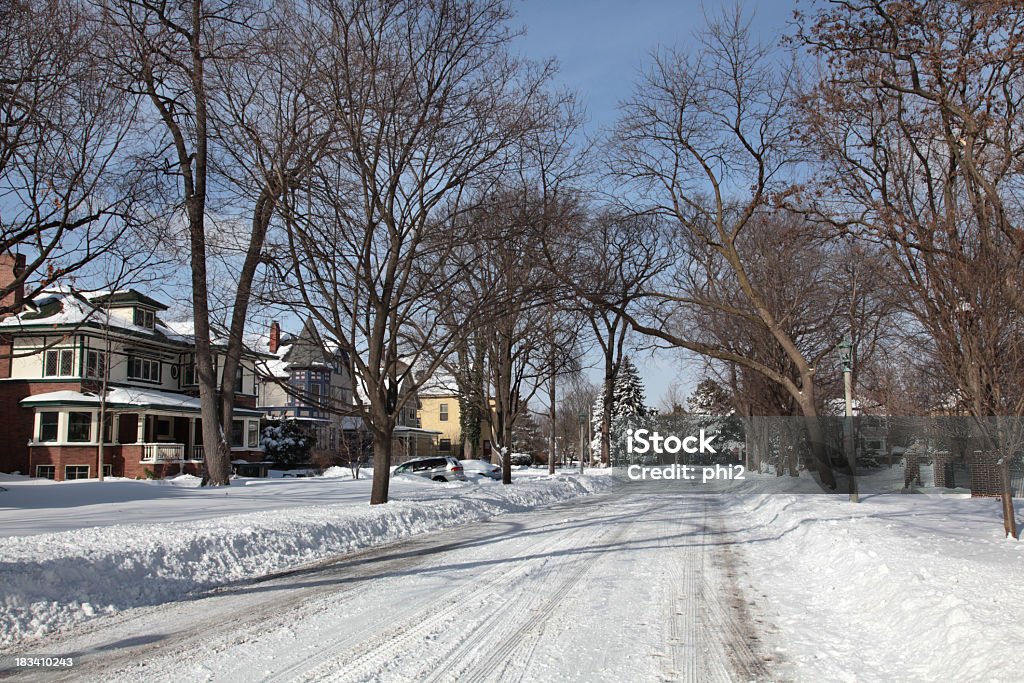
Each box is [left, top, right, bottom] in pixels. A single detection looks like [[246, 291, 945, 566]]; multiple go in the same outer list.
[[460, 459, 501, 480], [392, 456, 466, 482], [510, 452, 533, 466]]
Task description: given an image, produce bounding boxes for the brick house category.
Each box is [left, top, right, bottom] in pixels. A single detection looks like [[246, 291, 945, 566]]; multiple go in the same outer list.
[[0, 257, 266, 480]]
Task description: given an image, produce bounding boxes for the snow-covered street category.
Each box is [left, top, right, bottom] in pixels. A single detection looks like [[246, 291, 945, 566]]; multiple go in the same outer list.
[[4, 483, 771, 682], [2, 472, 1022, 682]]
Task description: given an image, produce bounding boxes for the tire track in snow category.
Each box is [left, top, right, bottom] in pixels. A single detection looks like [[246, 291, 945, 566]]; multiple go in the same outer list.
[[453, 514, 637, 683], [261, 505, 609, 683], [24, 515, 577, 683]]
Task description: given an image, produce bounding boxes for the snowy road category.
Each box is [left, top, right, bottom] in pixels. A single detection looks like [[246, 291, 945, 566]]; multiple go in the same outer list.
[[8, 487, 772, 682]]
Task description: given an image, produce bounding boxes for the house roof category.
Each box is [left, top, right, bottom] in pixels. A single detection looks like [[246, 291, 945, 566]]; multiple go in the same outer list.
[[256, 318, 347, 379], [88, 290, 169, 311], [0, 288, 273, 358], [418, 368, 461, 397], [20, 387, 264, 416]]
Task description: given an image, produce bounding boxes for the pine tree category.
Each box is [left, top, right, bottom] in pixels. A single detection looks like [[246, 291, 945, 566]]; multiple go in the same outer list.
[[686, 378, 743, 446], [591, 357, 650, 457], [613, 357, 648, 418]]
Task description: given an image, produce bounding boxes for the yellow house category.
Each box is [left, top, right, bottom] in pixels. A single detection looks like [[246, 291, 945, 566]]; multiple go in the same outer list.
[[418, 392, 460, 455], [417, 370, 499, 460]]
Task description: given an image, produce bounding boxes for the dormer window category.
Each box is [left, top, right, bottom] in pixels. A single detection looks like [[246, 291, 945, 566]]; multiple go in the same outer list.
[[134, 307, 155, 329]]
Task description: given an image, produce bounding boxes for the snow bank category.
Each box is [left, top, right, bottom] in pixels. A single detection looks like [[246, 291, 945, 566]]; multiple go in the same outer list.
[[0, 471, 615, 646], [728, 490, 1024, 681]]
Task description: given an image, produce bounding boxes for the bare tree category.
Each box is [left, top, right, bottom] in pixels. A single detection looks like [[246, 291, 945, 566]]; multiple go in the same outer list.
[[205, 0, 336, 483], [466, 189, 563, 483], [1, 0, 142, 312], [274, 0, 560, 504], [609, 9, 855, 486], [98, 0, 295, 486], [798, 0, 1024, 536], [549, 209, 671, 466]]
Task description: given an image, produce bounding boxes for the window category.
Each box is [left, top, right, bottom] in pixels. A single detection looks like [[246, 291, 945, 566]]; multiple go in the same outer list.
[[67, 412, 92, 442], [86, 350, 107, 379], [36, 465, 55, 479], [43, 349, 74, 377], [310, 382, 321, 407], [247, 421, 259, 449], [128, 356, 161, 383], [230, 420, 244, 447], [234, 365, 244, 393], [439, 403, 449, 422], [101, 464, 112, 477], [134, 308, 155, 329], [64, 465, 89, 480], [38, 412, 58, 442], [183, 354, 197, 386]]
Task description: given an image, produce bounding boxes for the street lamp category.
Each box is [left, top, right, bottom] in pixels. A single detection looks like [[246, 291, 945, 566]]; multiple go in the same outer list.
[[838, 337, 857, 502]]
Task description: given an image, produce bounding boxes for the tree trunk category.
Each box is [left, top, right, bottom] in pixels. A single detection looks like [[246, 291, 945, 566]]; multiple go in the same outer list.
[[215, 185, 277, 482], [370, 426, 392, 505], [802, 414, 836, 489], [548, 370, 556, 476], [601, 371, 614, 466], [502, 419, 514, 485], [1000, 462, 1019, 539]]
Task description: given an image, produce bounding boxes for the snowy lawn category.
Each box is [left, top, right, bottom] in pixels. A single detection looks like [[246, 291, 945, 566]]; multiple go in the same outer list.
[[0, 467, 615, 646], [729, 475, 1024, 682]]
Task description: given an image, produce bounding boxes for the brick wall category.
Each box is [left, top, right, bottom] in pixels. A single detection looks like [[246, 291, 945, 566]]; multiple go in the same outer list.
[[118, 446, 202, 479], [968, 452, 1004, 498], [29, 445, 117, 481], [0, 380, 83, 474], [933, 452, 954, 488], [0, 335, 12, 379], [235, 395, 257, 409]]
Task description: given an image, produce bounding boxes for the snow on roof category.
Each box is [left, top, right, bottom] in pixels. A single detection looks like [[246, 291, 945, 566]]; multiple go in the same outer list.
[[20, 387, 263, 416], [393, 425, 443, 436], [418, 368, 460, 397], [0, 288, 186, 341]]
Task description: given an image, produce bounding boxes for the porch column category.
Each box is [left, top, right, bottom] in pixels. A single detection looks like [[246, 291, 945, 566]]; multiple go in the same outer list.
[[189, 418, 195, 458], [112, 414, 120, 444], [137, 414, 146, 443]]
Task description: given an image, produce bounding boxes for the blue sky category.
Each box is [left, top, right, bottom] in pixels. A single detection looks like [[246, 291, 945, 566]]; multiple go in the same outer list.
[[512, 0, 797, 135], [511, 1, 800, 406]]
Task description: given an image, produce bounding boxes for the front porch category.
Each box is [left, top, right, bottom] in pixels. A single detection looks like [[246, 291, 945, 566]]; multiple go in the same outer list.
[[115, 413, 206, 463], [21, 387, 262, 480]]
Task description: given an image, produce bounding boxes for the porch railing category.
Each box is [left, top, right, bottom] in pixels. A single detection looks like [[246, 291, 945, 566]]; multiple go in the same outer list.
[[189, 445, 204, 462], [141, 443, 185, 463]]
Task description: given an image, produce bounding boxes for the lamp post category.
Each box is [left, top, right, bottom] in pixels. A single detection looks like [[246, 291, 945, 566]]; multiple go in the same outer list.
[[838, 338, 858, 503], [578, 412, 586, 475]]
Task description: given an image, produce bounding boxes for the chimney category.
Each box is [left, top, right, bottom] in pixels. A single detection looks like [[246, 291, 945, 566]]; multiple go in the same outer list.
[[0, 253, 26, 318], [269, 321, 280, 354]]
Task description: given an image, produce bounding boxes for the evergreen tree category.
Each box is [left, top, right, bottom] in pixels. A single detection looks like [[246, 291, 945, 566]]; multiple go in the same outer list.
[[686, 378, 743, 446], [260, 419, 316, 467], [613, 357, 649, 418], [591, 357, 650, 457], [512, 410, 543, 455]]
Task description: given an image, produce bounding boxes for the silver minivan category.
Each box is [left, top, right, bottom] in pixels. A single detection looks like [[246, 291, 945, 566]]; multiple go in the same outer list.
[[392, 456, 467, 482]]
